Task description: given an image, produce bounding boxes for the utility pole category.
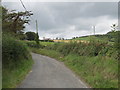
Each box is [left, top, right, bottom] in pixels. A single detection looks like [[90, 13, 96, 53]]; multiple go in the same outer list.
[[93, 26, 95, 35], [36, 20, 38, 33], [35, 20, 39, 45]]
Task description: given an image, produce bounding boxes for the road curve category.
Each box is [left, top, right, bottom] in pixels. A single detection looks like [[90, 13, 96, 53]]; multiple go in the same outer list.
[[18, 53, 88, 88]]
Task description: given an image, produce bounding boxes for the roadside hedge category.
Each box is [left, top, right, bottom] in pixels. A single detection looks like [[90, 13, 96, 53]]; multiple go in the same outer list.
[[45, 41, 117, 59], [2, 34, 30, 68]]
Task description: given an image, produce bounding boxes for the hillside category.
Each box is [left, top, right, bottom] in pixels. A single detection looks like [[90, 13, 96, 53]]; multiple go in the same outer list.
[[71, 31, 119, 43]]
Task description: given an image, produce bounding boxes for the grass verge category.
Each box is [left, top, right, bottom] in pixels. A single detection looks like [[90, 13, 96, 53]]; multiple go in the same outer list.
[[30, 47, 63, 60], [2, 58, 33, 88], [64, 54, 118, 88]]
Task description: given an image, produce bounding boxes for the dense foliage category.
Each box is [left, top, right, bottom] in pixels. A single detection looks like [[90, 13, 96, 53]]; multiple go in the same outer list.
[[44, 41, 118, 60], [23, 41, 44, 48], [25, 32, 36, 40], [2, 6, 34, 88], [2, 6, 33, 68], [2, 6, 33, 34], [2, 34, 30, 68]]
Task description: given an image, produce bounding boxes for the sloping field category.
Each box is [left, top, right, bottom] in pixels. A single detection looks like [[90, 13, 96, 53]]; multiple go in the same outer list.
[[53, 40, 89, 43]]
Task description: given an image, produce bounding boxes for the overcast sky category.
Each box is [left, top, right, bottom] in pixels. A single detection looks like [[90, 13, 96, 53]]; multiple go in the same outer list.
[[2, 1, 118, 39]]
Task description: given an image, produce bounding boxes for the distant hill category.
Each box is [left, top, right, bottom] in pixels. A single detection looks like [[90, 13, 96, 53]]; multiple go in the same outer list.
[[71, 31, 120, 43]]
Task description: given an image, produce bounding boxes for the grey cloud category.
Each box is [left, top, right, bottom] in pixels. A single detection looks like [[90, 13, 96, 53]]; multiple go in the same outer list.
[[32, 2, 117, 31], [2, 2, 118, 39], [81, 2, 118, 19]]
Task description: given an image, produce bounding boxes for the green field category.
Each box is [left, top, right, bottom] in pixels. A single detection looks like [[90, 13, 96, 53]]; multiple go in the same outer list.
[[40, 42, 55, 46], [72, 35, 110, 43]]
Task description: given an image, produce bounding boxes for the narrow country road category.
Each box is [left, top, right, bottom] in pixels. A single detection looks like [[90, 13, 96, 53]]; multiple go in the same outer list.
[[18, 53, 88, 88]]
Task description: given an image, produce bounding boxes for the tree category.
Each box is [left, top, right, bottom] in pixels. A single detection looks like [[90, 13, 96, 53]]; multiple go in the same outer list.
[[114, 31, 120, 60], [106, 24, 118, 42], [111, 24, 118, 32], [62, 38, 64, 40], [72, 37, 76, 39], [110, 24, 120, 60], [25, 32, 36, 40], [2, 6, 33, 34], [17, 32, 27, 40], [56, 37, 58, 40]]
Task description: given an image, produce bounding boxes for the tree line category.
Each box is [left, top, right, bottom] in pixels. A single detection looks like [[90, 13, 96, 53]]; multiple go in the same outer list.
[[2, 6, 40, 44]]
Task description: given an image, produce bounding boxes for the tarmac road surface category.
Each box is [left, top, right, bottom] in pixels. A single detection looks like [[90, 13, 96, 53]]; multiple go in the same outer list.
[[18, 53, 88, 88]]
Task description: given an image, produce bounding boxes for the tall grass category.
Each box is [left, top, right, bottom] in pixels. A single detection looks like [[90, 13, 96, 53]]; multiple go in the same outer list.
[[64, 54, 118, 88], [45, 41, 117, 59], [2, 58, 33, 88]]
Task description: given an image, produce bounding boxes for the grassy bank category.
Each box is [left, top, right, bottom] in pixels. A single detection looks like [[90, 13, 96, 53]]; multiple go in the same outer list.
[[2, 34, 34, 88], [64, 54, 118, 88], [30, 47, 118, 88], [2, 58, 33, 88]]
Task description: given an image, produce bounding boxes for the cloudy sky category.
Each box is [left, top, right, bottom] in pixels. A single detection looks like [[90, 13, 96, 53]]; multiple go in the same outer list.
[[2, 1, 118, 39]]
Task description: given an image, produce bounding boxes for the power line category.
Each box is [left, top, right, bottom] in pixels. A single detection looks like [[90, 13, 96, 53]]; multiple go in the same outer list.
[[24, 0, 35, 21], [19, 0, 27, 11], [19, 0, 35, 22], [19, 0, 39, 34]]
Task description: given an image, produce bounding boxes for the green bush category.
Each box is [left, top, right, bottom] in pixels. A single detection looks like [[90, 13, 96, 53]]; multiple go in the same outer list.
[[114, 31, 120, 60], [2, 34, 30, 68], [45, 41, 110, 57], [44, 40, 118, 59], [24, 41, 44, 48]]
